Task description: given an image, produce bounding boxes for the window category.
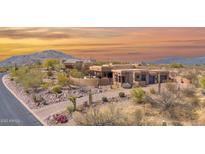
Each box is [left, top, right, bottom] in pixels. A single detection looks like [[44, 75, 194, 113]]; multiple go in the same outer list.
[[141, 74, 146, 81], [122, 76, 125, 83], [135, 74, 140, 81], [160, 75, 168, 82], [119, 76, 121, 82]]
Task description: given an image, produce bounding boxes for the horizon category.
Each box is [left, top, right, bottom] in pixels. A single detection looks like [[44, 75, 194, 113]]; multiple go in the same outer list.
[[1, 27, 205, 62]]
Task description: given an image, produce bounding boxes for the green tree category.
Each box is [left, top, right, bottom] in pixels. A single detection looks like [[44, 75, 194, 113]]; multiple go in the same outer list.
[[43, 58, 60, 70], [51, 85, 62, 94], [10, 66, 43, 91], [57, 73, 69, 86], [170, 63, 183, 68], [70, 69, 85, 78]]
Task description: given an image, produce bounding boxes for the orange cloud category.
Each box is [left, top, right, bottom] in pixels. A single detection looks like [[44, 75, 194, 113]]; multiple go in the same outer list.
[[1, 27, 205, 61]]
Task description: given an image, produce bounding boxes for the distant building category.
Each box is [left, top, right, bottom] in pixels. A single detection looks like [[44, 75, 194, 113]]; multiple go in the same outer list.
[[63, 59, 84, 69], [63, 58, 96, 69]]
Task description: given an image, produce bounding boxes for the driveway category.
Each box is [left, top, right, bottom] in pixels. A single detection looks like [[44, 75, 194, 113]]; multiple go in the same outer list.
[[35, 84, 160, 121], [0, 73, 42, 126]]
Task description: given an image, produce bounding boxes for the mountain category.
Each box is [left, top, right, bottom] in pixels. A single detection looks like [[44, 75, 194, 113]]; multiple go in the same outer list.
[[148, 56, 205, 65], [0, 50, 77, 66]]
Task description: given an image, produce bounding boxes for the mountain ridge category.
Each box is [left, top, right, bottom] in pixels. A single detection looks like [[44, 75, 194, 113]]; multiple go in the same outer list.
[[147, 56, 205, 65], [0, 50, 78, 66]]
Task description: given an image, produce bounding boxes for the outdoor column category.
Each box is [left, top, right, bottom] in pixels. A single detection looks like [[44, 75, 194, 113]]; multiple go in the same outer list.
[[158, 73, 161, 94], [146, 73, 149, 84]]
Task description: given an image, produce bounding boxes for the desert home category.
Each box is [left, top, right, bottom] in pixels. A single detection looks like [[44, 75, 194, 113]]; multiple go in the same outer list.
[[70, 63, 170, 88], [112, 69, 169, 88]]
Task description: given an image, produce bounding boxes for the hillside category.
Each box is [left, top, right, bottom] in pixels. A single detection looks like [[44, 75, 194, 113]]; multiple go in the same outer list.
[[0, 50, 77, 66], [148, 56, 205, 65]]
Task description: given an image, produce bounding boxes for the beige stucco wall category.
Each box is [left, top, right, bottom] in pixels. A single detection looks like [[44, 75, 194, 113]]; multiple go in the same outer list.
[[70, 76, 110, 87]]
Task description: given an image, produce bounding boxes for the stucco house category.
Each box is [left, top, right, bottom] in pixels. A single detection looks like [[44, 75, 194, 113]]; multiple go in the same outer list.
[[112, 69, 169, 87], [89, 64, 169, 88]]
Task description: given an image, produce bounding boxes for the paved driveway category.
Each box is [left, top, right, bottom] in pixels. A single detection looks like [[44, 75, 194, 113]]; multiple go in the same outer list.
[[0, 73, 42, 126]]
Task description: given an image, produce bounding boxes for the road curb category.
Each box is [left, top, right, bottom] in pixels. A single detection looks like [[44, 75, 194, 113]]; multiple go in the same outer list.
[[2, 75, 47, 126]]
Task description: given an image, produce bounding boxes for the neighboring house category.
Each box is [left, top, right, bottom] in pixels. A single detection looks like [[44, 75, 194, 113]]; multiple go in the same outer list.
[[63, 58, 96, 69], [63, 59, 84, 69]]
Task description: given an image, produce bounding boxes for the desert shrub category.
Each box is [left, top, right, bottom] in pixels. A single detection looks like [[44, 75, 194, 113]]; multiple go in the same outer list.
[[51, 85, 62, 94], [119, 92, 126, 97], [73, 104, 144, 126], [133, 109, 143, 125], [32, 95, 44, 103], [9, 66, 44, 90], [67, 103, 75, 113], [33, 95, 37, 102], [199, 77, 205, 89], [172, 121, 183, 126], [187, 96, 200, 108], [21, 70, 43, 90], [70, 69, 85, 78], [53, 114, 68, 124], [181, 86, 195, 97], [92, 61, 107, 66], [43, 58, 60, 70], [0, 67, 8, 73], [73, 105, 121, 126], [102, 96, 108, 102], [170, 63, 183, 68], [149, 88, 156, 94], [47, 70, 53, 77], [41, 82, 49, 89], [22, 73, 43, 90], [57, 73, 69, 86], [183, 71, 199, 87], [10, 66, 29, 78], [145, 88, 180, 110], [68, 96, 77, 111], [201, 89, 205, 95], [162, 121, 167, 126], [131, 88, 145, 104], [169, 105, 198, 121], [79, 63, 92, 76], [74, 62, 83, 71]]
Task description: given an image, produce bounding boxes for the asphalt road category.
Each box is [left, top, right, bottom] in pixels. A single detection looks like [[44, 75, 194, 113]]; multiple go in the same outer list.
[[0, 73, 42, 126]]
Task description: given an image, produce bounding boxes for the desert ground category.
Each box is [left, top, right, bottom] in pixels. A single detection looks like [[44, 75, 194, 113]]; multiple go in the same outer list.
[[1, 57, 205, 126]]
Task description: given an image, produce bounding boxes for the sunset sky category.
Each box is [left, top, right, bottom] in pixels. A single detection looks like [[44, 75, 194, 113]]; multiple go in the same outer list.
[[1, 27, 205, 62]]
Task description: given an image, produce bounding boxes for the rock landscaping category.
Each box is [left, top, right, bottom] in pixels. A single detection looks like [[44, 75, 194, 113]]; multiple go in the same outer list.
[[4, 75, 111, 109]]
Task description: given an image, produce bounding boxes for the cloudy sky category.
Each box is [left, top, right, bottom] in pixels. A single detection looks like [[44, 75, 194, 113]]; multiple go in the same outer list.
[[1, 27, 205, 61]]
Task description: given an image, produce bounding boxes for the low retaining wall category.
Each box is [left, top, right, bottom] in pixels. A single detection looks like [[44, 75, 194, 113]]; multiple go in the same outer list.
[[70, 76, 110, 87]]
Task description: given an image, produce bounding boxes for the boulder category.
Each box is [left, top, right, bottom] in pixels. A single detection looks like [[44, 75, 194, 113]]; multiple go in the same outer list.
[[122, 83, 132, 89]]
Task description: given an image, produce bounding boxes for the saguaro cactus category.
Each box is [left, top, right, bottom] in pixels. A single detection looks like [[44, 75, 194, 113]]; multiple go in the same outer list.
[[88, 90, 93, 105], [68, 96, 77, 111]]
